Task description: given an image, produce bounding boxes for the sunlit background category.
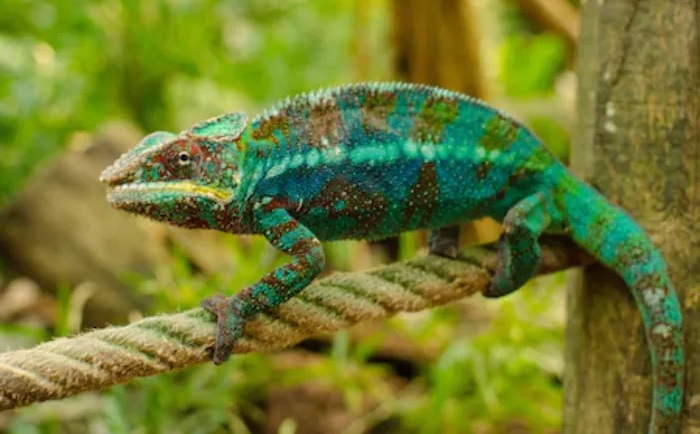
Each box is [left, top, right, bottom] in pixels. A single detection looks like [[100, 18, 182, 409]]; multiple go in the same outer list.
[[1, 0, 578, 432]]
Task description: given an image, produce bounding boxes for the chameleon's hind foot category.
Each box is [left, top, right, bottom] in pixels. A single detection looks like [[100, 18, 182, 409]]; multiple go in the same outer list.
[[483, 192, 551, 298], [429, 225, 461, 259], [485, 232, 542, 297], [201, 294, 246, 364]]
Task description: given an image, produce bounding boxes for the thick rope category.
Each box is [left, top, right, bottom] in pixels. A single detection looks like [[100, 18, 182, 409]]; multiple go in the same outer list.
[[0, 236, 591, 411]]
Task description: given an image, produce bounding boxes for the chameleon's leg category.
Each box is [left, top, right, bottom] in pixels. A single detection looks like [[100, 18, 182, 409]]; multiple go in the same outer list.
[[201, 198, 325, 364], [428, 225, 461, 259], [484, 191, 552, 298]]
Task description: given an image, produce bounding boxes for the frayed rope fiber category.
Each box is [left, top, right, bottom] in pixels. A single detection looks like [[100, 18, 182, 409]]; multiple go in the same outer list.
[[0, 236, 591, 411]]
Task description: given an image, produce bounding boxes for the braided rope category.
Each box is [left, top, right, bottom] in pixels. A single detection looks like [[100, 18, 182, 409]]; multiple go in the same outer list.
[[0, 236, 590, 411]]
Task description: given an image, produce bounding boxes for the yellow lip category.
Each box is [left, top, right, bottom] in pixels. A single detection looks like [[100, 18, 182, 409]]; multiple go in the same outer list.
[[108, 181, 233, 204]]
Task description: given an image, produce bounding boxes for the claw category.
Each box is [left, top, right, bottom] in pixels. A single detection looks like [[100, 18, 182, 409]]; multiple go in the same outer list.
[[429, 239, 460, 259], [483, 234, 513, 297], [201, 294, 246, 364], [428, 226, 461, 259], [485, 269, 514, 298]]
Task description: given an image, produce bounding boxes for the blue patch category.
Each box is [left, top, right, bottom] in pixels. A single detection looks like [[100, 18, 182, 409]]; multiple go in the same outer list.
[[663, 291, 683, 325], [278, 226, 310, 250]]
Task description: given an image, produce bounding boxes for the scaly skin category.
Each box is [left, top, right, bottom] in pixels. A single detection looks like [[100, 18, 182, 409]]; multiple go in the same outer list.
[[100, 82, 684, 433]]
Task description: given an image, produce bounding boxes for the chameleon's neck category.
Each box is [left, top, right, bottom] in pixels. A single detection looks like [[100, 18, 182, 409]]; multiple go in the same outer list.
[[235, 127, 268, 208]]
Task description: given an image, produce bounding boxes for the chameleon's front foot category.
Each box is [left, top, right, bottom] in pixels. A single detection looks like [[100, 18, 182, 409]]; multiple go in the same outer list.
[[428, 225, 461, 259], [201, 294, 247, 364]]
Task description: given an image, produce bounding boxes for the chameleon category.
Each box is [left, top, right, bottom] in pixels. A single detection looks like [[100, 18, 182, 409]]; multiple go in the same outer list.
[[100, 82, 684, 432]]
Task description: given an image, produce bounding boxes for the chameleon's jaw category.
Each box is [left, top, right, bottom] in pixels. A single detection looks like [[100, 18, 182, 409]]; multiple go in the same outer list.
[[103, 181, 236, 231], [105, 181, 233, 208]]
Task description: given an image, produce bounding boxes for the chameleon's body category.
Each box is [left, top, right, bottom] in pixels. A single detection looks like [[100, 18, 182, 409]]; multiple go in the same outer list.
[[101, 82, 684, 432]]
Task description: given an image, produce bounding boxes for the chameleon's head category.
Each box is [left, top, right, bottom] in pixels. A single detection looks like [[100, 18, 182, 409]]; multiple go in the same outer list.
[[100, 112, 250, 232]]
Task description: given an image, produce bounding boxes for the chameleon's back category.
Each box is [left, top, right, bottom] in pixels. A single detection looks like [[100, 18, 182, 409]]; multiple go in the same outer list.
[[240, 83, 557, 241]]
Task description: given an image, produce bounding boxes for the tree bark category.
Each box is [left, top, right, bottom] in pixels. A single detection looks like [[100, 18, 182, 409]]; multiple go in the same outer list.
[[391, 0, 484, 100], [565, 1, 699, 433], [512, 0, 580, 47]]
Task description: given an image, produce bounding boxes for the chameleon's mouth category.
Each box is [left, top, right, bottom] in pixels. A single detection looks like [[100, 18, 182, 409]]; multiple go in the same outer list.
[[105, 181, 233, 206]]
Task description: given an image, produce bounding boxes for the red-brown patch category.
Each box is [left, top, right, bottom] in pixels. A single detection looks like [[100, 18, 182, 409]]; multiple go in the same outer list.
[[309, 178, 389, 237], [304, 103, 343, 148], [479, 116, 519, 151], [252, 115, 291, 147], [361, 89, 397, 135], [475, 161, 492, 181], [412, 95, 460, 143], [402, 162, 440, 227]]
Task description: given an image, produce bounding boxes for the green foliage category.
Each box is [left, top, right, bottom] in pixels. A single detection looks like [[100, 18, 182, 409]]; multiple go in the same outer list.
[[0, 0, 388, 206], [497, 0, 567, 99], [101, 357, 272, 434], [496, 0, 571, 162], [529, 115, 570, 163], [499, 34, 566, 99], [379, 276, 564, 434]]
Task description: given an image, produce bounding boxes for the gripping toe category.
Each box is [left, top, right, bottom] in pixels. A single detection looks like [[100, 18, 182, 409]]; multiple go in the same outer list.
[[428, 225, 461, 259], [201, 294, 246, 364]]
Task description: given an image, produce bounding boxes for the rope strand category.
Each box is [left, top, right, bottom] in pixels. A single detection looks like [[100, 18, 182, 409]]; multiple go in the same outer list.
[[0, 236, 591, 411]]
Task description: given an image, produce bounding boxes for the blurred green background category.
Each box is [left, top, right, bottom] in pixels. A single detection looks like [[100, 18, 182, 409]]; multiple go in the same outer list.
[[0, 0, 578, 432]]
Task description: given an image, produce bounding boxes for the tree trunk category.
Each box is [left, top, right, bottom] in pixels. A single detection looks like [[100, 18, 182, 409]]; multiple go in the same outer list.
[[391, 0, 484, 98], [565, 1, 699, 433]]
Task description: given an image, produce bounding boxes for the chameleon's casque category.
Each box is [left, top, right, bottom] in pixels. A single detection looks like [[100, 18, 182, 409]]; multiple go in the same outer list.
[[101, 82, 684, 433]]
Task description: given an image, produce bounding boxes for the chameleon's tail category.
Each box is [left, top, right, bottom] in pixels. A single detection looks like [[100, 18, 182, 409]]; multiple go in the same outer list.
[[562, 179, 684, 433]]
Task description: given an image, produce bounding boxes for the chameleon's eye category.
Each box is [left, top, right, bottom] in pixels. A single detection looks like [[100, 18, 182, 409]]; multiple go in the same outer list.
[[178, 152, 191, 166]]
